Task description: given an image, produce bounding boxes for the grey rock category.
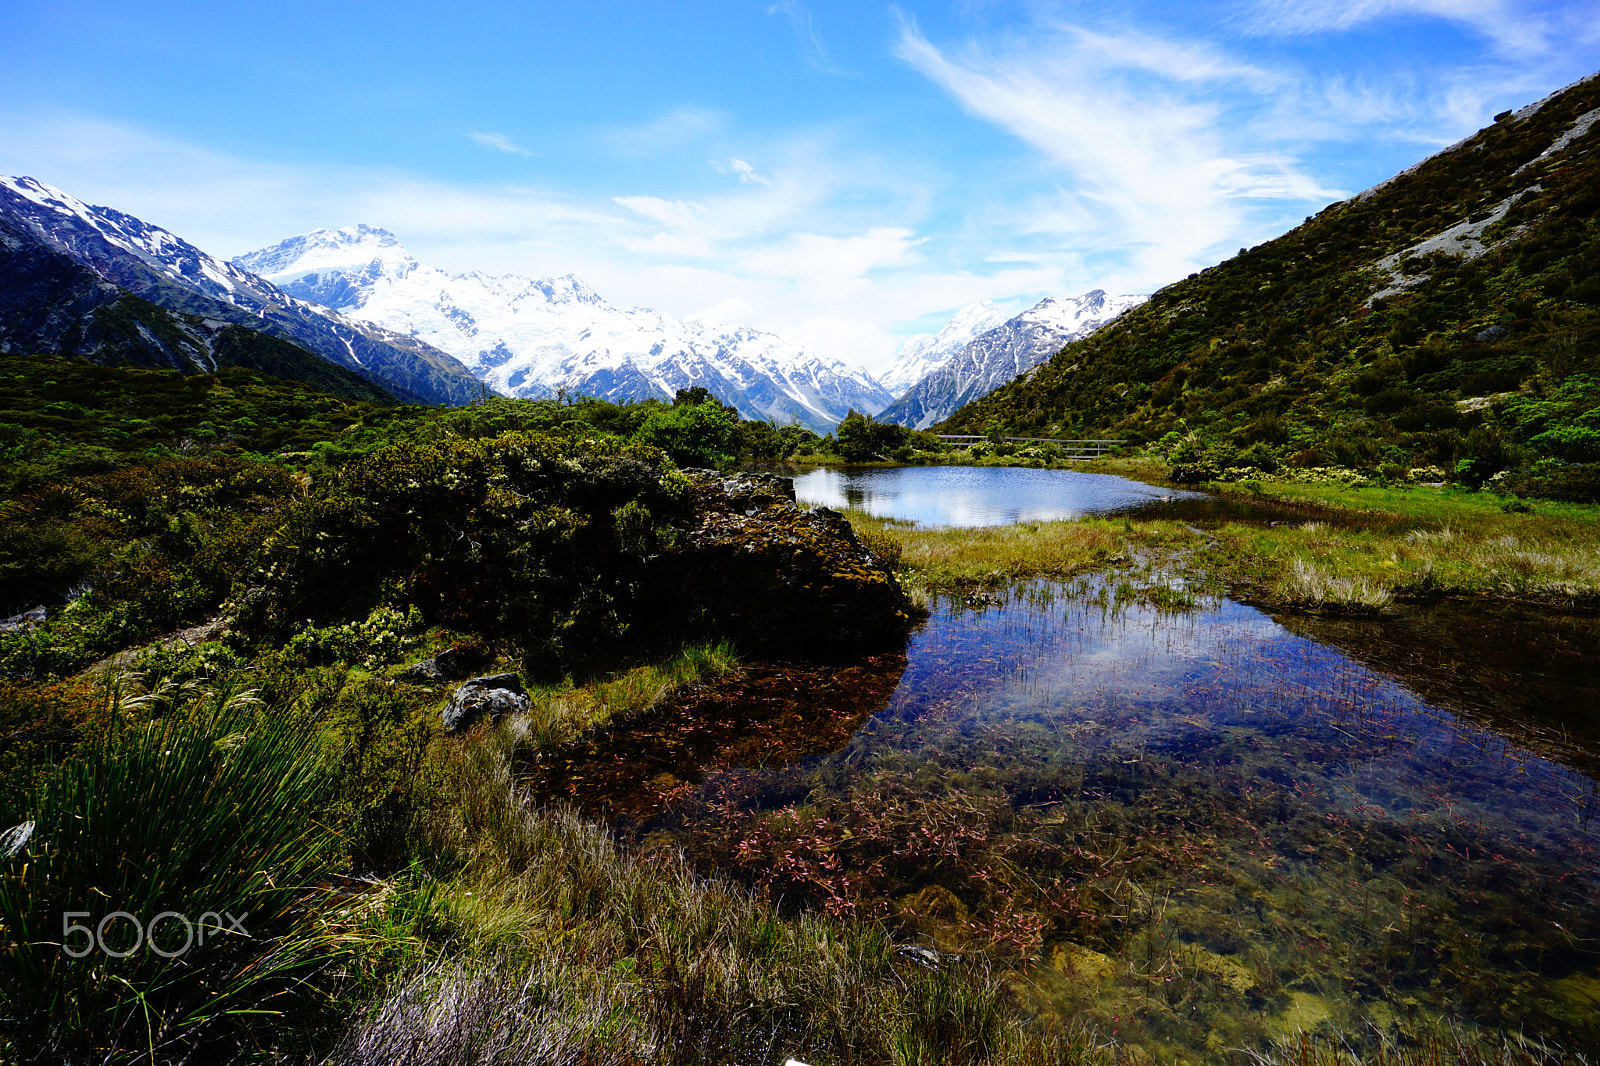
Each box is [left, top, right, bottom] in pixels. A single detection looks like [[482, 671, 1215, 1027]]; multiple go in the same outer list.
[[1475, 323, 1511, 342], [403, 645, 476, 683], [442, 673, 530, 733]]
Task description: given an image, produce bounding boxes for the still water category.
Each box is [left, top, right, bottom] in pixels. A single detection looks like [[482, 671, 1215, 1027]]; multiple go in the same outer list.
[[530, 469, 1600, 1061], [789, 464, 1293, 527]]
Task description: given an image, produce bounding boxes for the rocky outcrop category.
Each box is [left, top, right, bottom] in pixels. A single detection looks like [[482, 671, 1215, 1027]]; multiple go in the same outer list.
[[674, 471, 918, 655], [404, 644, 489, 683], [442, 673, 531, 732]]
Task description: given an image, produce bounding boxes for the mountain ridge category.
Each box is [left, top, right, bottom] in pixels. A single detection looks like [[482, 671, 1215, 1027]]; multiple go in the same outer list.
[[0, 177, 485, 406], [878, 290, 1146, 429]]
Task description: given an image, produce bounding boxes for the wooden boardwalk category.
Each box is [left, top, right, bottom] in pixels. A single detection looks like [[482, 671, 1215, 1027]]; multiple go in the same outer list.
[[934, 435, 1125, 456]]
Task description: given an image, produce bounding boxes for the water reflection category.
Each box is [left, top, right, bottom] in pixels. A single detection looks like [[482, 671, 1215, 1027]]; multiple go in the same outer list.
[[1273, 599, 1600, 780], [539, 578, 1600, 1059]]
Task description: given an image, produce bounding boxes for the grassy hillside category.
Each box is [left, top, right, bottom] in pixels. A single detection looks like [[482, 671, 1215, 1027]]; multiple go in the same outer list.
[[941, 73, 1600, 499]]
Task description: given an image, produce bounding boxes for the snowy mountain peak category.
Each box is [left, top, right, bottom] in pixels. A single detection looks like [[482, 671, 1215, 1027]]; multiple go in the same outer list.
[[877, 289, 1146, 429], [236, 228, 892, 431], [233, 225, 418, 297], [0, 176, 488, 406], [879, 299, 1011, 393]]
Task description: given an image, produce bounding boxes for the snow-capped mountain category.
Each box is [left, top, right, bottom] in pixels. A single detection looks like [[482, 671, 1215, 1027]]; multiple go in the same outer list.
[[0, 177, 484, 406], [877, 290, 1147, 430], [0, 207, 399, 405], [877, 300, 1011, 395], [237, 227, 893, 432]]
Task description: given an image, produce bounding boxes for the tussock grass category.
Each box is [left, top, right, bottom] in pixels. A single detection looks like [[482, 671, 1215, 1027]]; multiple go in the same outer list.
[[1222, 518, 1600, 611], [0, 684, 346, 1063], [1275, 557, 1396, 611]]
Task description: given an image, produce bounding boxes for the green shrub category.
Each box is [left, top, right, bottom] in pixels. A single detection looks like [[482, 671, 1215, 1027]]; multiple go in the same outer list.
[[632, 402, 736, 468]]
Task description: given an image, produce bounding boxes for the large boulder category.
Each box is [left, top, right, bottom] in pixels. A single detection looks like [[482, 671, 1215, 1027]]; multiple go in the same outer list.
[[442, 673, 530, 733], [673, 471, 917, 656]]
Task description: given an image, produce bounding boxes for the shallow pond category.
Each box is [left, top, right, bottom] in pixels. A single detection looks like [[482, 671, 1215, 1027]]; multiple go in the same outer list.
[[529, 573, 1600, 1061], [529, 467, 1599, 1059], [788, 464, 1303, 527]]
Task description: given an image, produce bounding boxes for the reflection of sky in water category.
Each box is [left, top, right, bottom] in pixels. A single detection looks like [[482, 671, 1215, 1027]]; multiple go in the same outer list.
[[791, 466, 1207, 526], [861, 586, 1600, 865]]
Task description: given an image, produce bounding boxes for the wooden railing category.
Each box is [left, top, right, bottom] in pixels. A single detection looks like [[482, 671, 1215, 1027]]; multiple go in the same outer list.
[[934, 435, 1126, 456]]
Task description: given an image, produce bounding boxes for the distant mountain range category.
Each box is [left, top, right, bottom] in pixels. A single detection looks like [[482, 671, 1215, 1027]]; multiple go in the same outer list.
[[235, 227, 893, 433], [0, 176, 483, 406], [876, 291, 1146, 429], [0, 174, 1149, 431]]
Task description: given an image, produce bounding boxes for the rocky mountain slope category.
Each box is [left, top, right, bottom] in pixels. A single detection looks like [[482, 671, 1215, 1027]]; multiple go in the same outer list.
[[236, 227, 893, 432], [0, 177, 484, 405], [878, 291, 1145, 429], [875, 300, 1011, 395], [0, 213, 396, 405], [940, 73, 1600, 493]]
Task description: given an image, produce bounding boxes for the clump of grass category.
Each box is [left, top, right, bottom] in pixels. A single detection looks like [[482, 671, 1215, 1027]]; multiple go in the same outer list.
[[1275, 557, 1395, 611], [0, 683, 346, 1063]]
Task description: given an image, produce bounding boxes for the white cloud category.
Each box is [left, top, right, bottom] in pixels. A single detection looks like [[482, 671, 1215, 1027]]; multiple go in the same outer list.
[[469, 130, 534, 157], [716, 157, 772, 185]]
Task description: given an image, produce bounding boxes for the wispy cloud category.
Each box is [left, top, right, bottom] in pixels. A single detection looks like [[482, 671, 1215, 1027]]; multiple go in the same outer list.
[[1246, 0, 1555, 57], [469, 130, 534, 157], [597, 107, 726, 156], [712, 157, 773, 185], [767, 0, 849, 75], [893, 14, 1342, 286]]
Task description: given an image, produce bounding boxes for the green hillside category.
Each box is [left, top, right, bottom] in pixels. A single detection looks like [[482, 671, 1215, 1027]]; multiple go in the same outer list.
[[941, 73, 1600, 498]]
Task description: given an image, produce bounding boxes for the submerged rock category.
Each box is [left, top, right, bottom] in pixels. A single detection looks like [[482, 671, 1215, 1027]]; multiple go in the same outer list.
[[442, 673, 530, 732], [674, 470, 918, 655]]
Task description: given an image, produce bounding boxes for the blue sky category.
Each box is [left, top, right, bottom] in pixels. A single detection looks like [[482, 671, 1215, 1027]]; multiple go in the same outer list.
[[2, 1, 1597, 373]]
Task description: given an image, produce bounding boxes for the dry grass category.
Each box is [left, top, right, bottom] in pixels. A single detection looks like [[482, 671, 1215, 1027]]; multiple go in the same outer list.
[[1275, 557, 1396, 610], [1229, 519, 1600, 611], [1213, 481, 1600, 610]]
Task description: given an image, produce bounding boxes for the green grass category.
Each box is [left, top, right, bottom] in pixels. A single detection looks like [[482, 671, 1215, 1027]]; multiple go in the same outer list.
[[1202, 482, 1600, 610]]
